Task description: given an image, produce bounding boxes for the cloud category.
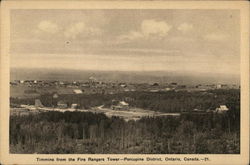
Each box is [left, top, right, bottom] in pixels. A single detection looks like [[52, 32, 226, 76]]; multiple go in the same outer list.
[[203, 33, 229, 41], [177, 23, 193, 33], [141, 19, 172, 37], [117, 19, 172, 43], [37, 21, 59, 34], [64, 22, 102, 39], [64, 22, 85, 39], [118, 31, 143, 41]]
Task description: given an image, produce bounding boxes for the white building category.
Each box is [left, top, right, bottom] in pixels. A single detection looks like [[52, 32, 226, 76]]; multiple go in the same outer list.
[[57, 100, 67, 109], [216, 84, 222, 89], [216, 105, 229, 113], [73, 89, 83, 94], [111, 101, 129, 110], [71, 103, 79, 109]]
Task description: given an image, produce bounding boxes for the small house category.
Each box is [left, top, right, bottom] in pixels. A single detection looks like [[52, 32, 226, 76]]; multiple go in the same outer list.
[[73, 89, 83, 94], [216, 84, 222, 89], [52, 93, 59, 99], [111, 101, 129, 110], [165, 87, 172, 91], [71, 103, 79, 109], [120, 84, 127, 88], [215, 105, 229, 113], [57, 100, 67, 109]]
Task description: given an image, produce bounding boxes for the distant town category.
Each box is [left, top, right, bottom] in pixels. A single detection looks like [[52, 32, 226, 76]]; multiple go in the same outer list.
[[10, 76, 240, 94]]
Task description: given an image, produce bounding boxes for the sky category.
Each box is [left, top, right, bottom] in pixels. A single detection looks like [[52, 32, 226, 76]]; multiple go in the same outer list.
[[10, 9, 240, 75]]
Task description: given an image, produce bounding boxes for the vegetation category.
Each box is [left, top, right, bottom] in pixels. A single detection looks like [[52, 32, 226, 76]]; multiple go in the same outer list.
[[10, 111, 239, 154], [9, 89, 240, 154]]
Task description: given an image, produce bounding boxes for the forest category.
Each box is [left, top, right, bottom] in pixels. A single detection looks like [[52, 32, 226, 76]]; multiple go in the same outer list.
[[10, 110, 239, 154]]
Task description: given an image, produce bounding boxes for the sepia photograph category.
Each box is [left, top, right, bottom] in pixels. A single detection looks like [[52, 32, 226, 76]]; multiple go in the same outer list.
[[0, 1, 249, 165]]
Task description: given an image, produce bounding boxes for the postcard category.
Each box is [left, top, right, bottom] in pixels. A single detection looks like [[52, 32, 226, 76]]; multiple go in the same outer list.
[[0, 1, 249, 164]]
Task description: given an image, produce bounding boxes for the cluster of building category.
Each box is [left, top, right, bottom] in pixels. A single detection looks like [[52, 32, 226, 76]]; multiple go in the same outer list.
[[11, 99, 229, 117], [10, 76, 240, 96]]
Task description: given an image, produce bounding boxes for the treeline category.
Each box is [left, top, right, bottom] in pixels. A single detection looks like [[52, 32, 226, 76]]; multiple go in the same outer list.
[[10, 111, 240, 154], [11, 89, 240, 113]]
